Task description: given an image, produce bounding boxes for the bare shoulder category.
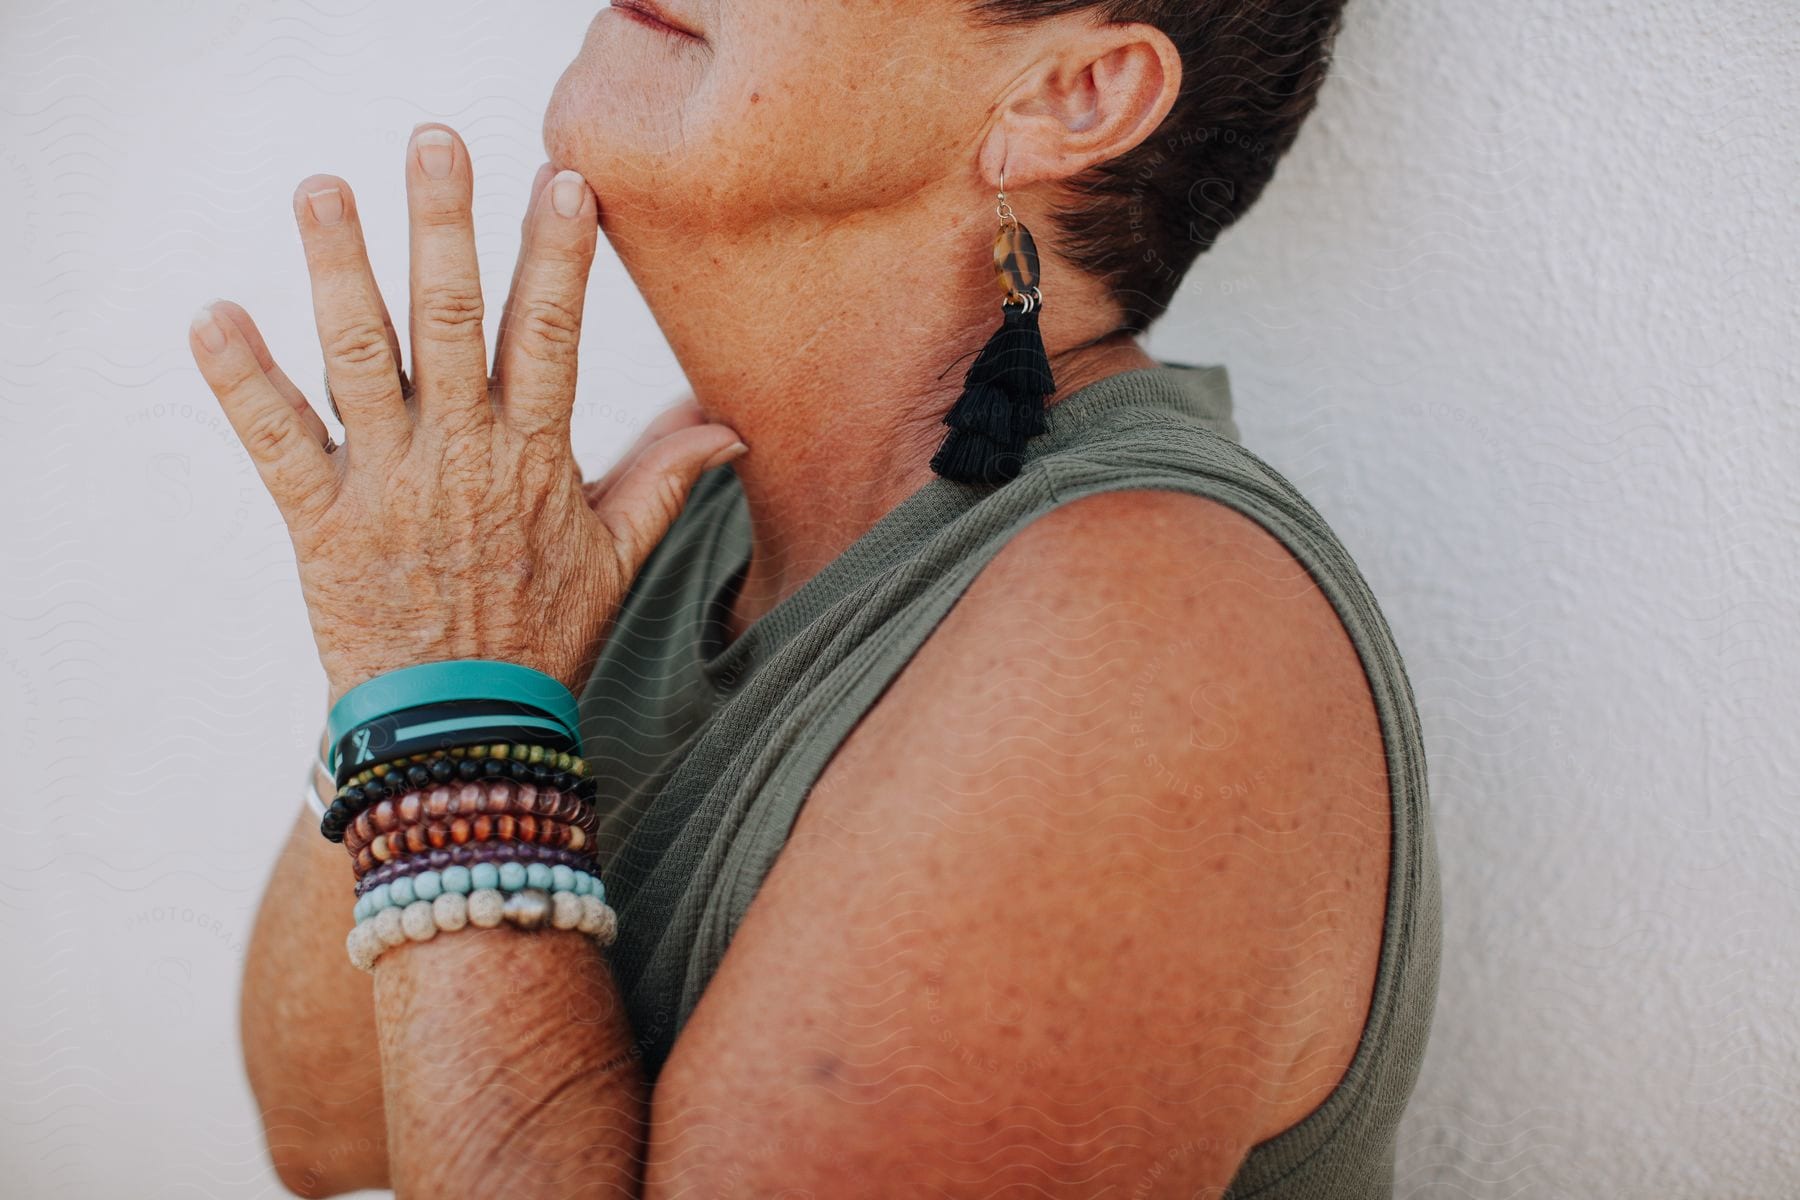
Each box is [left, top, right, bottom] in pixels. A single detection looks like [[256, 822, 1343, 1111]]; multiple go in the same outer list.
[[835, 487, 1395, 1131], [652, 488, 1393, 1193]]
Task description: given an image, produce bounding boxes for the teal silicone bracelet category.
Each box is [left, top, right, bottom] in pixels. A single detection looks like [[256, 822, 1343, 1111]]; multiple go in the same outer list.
[[327, 659, 582, 757]]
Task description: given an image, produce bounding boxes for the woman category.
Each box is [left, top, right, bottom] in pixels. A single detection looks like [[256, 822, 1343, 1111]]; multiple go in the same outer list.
[[189, 1, 1440, 1195]]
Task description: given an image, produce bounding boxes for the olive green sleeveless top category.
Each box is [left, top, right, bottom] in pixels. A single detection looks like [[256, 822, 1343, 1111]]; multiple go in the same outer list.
[[576, 362, 1442, 1197]]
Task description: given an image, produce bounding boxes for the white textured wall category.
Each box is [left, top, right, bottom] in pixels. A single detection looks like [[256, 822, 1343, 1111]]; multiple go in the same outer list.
[[1, 2, 1794, 1196]]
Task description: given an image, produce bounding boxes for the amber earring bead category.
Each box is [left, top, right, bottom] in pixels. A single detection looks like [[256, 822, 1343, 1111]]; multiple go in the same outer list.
[[993, 216, 1041, 306]]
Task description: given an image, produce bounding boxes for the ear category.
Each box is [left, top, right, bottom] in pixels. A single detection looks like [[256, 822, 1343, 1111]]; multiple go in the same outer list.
[[980, 20, 1183, 190]]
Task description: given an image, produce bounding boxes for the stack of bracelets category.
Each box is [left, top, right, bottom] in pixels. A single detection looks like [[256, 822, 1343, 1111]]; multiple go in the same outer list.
[[314, 659, 618, 973]]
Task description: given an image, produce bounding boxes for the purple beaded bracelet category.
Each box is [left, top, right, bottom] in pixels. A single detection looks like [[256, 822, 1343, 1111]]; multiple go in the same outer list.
[[354, 841, 601, 898]]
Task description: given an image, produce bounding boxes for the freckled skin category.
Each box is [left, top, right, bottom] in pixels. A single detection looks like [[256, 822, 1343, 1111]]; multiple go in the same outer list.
[[543, 1, 988, 234], [537, 1, 1197, 620], [654, 491, 1391, 1194], [237, 4, 1389, 1196]]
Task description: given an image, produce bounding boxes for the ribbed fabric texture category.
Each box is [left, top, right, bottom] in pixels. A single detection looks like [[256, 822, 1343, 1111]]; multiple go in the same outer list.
[[576, 362, 1442, 1197]]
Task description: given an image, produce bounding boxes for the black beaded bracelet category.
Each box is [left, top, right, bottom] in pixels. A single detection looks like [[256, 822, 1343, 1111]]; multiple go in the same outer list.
[[319, 743, 598, 844], [320, 755, 599, 843], [334, 739, 588, 796]]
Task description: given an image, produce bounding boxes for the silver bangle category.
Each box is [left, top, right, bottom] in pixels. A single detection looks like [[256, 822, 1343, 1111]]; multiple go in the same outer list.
[[305, 770, 328, 818], [304, 736, 331, 819]]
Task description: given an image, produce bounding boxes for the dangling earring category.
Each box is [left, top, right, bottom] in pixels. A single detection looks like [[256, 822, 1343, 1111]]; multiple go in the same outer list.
[[929, 174, 1056, 486]]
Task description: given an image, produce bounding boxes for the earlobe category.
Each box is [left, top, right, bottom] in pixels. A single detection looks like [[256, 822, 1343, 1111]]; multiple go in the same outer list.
[[977, 129, 1010, 193]]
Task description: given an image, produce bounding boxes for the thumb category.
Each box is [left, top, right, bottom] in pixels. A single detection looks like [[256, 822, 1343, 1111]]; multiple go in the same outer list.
[[581, 395, 709, 512], [592, 423, 747, 576]]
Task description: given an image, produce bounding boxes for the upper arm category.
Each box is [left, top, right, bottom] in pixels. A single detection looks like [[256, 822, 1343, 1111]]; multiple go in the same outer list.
[[645, 489, 1392, 1196]]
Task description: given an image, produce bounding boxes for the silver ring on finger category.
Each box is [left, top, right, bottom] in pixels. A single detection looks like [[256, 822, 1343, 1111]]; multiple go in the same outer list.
[[323, 366, 343, 424]]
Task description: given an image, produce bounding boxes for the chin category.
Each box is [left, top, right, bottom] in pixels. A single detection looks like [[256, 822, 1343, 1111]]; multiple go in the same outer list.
[[544, 7, 707, 166], [540, 72, 593, 184], [547, 67, 681, 238]]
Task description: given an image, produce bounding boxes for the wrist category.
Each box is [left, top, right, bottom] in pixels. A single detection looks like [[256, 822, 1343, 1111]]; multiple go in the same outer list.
[[310, 662, 613, 976]]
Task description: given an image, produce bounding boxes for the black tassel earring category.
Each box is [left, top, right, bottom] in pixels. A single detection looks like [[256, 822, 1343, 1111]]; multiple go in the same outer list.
[[930, 178, 1056, 486]]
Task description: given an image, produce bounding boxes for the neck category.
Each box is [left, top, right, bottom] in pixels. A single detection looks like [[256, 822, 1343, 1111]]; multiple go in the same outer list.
[[601, 186, 1156, 640]]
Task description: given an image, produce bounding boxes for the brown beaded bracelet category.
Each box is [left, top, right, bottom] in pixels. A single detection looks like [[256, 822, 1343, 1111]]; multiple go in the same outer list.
[[321, 741, 595, 844], [345, 797, 599, 862], [343, 780, 596, 856], [352, 813, 595, 878]]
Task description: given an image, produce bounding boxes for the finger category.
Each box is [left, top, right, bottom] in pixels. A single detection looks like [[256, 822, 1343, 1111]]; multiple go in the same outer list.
[[491, 161, 559, 385], [318, 273, 409, 406], [581, 396, 706, 510], [294, 173, 411, 457], [209, 300, 331, 447], [405, 123, 489, 431], [496, 167, 599, 438], [188, 301, 338, 523], [594, 424, 747, 576], [353, 298, 410, 415]]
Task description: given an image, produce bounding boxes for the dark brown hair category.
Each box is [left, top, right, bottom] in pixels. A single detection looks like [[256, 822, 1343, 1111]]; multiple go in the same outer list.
[[968, 0, 1349, 333]]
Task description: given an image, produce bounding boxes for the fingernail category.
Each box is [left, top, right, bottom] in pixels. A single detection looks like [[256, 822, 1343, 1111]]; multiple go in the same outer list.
[[191, 303, 227, 354], [550, 169, 587, 218], [307, 186, 344, 225], [703, 441, 749, 470], [414, 127, 454, 179]]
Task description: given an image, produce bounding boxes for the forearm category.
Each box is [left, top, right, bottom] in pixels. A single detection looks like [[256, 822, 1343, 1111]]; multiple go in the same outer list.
[[372, 922, 648, 1198], [241, 749, 390, 1195]]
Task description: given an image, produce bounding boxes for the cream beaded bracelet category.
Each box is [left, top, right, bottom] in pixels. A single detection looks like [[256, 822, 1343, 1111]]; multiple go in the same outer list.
[[345, 887, 619, 973]]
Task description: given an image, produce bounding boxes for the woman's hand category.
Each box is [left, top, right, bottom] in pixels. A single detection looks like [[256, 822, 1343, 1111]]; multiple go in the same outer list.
[[186, 124, 745, 707]]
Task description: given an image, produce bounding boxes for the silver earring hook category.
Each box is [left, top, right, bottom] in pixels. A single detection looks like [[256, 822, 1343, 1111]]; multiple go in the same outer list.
[[996, 167, 1017, 227]]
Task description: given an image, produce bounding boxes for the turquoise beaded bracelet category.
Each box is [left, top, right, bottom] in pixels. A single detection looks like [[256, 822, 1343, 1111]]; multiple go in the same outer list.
[[353, 859, 606, 923]]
